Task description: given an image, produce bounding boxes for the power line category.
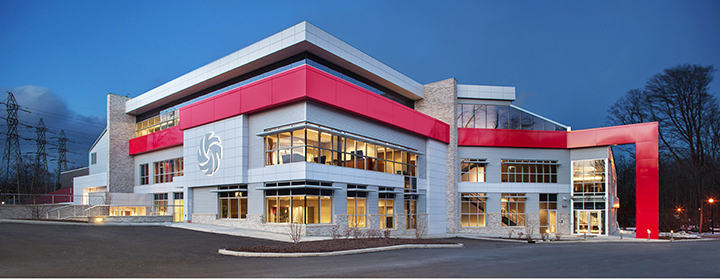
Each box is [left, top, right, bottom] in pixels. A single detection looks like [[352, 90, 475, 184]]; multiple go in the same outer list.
[[0, 92, 26, 194]]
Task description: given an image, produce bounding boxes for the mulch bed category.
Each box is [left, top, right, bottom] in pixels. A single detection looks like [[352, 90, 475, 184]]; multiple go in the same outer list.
[[228, 238, 456, 253]]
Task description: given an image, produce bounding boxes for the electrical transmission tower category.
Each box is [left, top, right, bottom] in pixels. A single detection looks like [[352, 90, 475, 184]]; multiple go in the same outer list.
[[51, 130, 69, 191], [30, 118, 49, 194], [0, 92, 26, 194]]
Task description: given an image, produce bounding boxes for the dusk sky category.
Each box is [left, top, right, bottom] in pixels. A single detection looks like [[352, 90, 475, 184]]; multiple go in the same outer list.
[[0, 0, 718, 169]]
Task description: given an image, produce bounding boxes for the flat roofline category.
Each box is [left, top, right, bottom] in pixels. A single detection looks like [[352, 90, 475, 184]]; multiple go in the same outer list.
[[126, 21, 424, 115]]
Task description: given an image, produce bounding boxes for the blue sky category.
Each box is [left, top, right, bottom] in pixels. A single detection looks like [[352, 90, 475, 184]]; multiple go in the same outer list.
[[0, 0, 718, 168]]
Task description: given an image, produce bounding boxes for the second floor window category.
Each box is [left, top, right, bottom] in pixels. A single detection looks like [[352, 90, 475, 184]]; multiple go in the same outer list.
[[501, 159, 558, 183], [154, 158, 184, 183], [461, 159, 486, 182], [139, 164, 149, 185]]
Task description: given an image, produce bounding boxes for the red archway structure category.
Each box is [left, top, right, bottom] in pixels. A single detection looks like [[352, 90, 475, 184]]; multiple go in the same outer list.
[[459, 122, 659, 239]]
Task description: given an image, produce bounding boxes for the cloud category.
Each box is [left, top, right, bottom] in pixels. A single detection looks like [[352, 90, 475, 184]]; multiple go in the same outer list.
[[0, 85, 106, 171]]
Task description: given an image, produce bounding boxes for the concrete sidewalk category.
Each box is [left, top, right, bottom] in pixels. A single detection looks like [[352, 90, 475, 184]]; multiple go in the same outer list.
[[168, 222, 332, 243], [2, 218, 715, 243]]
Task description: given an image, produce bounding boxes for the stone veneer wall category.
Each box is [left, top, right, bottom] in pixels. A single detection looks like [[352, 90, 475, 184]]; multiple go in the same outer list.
[[416, 78, 458, 233], [107, 94, 135, 193]]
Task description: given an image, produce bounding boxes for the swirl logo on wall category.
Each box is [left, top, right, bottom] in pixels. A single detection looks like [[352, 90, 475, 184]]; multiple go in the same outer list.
[[197, 132, 223, 176]]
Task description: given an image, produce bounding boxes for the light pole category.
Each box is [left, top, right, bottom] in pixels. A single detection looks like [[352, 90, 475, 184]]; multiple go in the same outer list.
[[710, 198, 715, 235]]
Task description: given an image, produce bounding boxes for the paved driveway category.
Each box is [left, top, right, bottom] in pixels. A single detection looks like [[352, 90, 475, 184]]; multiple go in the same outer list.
[[1, 222, 719, 277]]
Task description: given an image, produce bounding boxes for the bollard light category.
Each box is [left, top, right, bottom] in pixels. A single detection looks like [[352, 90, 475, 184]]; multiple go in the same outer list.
[[647, 229, 651, 240]]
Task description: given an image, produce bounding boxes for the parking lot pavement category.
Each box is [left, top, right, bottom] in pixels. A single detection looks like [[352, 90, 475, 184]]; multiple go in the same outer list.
[[1, 222, 719, 278]]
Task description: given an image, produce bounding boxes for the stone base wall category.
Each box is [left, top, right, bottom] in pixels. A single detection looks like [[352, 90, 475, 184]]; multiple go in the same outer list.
[[558, 213, 571, 235], [97, 215, 172, 223], [190, 213, 428, 237], [458, 213, 573, 237], [0, 204, 70, 219]]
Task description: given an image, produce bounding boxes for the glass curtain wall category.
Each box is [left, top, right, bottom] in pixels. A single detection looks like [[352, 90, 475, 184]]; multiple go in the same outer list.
[[572, 159, 608, 235], [456, 104, 566, 131], [265, 127, 418, 177]]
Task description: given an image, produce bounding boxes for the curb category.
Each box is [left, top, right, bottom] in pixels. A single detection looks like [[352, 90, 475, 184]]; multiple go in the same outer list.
[[0, 219, 167, 226], [218, 243, 464, 257]]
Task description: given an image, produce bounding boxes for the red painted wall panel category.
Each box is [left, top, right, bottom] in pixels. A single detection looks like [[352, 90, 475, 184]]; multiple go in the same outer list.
[[128, 126, 183, 155], [458, 128, 566, 148], [213, 89, 242, 121], [240, 79, 273, 113], [271, 68, 306, 105]]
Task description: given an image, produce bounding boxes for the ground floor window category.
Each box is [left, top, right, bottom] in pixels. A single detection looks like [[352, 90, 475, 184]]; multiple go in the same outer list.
[[347, 186, 368, 228], [173, 192, 184, 222], [461, 193, 486, 227], [405, 195, 418, 229], [110, 206, 147, 216], [265, 184, 332, 224], [379, 189, 395, 229], [539, 193, 557, 233], [501, 193, 526, 226], [219, 186, 248, 219], [153, 193, 169, 216]]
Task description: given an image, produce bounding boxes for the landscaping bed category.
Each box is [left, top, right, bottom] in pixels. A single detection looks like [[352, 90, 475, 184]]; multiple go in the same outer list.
[[228, 238, 456, 253]]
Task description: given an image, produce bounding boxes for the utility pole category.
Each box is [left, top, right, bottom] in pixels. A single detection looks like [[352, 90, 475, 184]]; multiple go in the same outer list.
[[0, 92, 26, 195], [51, 130, 69, 191], [30, 119, 49, 194]]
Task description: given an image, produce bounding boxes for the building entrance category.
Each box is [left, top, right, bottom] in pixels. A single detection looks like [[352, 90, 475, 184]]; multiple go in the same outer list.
[[574, 210, 602, 234]]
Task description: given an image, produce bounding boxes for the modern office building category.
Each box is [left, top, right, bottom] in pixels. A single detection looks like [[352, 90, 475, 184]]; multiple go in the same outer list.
[[73, 21, 659, 238]]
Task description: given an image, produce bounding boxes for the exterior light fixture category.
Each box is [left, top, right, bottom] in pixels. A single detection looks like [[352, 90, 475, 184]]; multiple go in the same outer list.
[[95, 218, 104, 223]]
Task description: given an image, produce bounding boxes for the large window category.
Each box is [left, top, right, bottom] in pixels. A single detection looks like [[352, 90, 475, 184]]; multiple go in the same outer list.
[[501, 193, 526, 226], [264, 124, 418, 177], [154, 158, 184, 183], [379, 188, 395, 229], [347, 185, 368, 228], [501, 160, 558, 183], [219, 186, 247, 219], [265, 181, 333, 224], [461, 193, 486, 227], [456, 104, 566, 131], [572, 159, 606, 195], [153, 193, 169, 216], [461, 159, 486, 182], [139, 164, 149, 185]]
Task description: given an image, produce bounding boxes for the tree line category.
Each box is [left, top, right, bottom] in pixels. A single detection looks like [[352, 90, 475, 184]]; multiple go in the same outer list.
[[607, 64, 719, 232]]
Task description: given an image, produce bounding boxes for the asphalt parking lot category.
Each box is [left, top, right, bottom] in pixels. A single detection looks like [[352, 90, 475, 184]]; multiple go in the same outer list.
[[1, 222, 719, 278]]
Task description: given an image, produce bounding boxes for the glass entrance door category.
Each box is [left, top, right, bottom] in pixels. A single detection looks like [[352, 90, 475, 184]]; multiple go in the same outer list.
[[575, 210, 602, 234], [540, 209, 557, 233]]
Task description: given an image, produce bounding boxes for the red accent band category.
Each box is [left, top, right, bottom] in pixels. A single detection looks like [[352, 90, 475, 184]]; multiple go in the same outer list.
[[459, 122, 659, 239], [128, 126, 183, 155], [178, 65, 450, 143]]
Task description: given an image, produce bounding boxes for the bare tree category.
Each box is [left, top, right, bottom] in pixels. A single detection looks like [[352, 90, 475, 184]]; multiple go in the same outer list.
[[288, 222, 304, 244], [607, 64, 720, 231]]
